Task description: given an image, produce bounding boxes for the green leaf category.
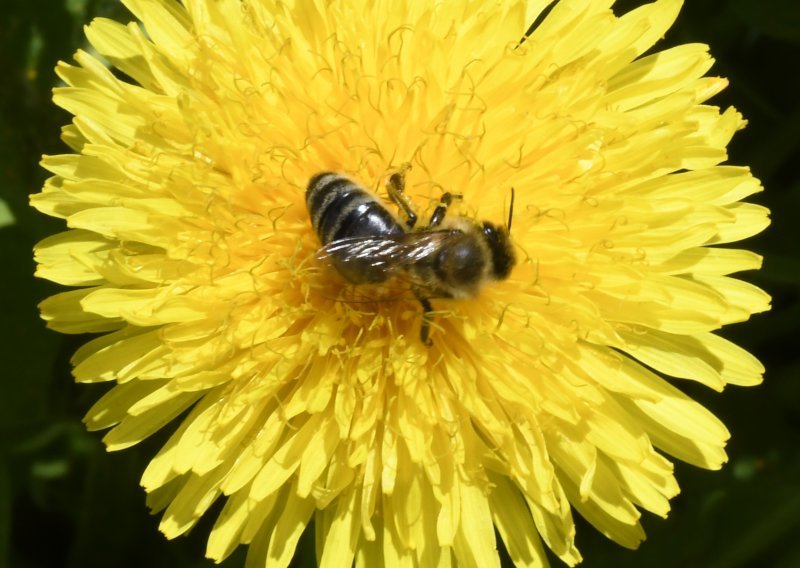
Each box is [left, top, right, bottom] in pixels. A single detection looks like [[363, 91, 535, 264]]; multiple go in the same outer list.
[[0, 199, 14, 228]]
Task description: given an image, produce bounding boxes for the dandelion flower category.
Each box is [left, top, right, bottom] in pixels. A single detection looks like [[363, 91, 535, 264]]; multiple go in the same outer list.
[[32, 0, 770, 565]]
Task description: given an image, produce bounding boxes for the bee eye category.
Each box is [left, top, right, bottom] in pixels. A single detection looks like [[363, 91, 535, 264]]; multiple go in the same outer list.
[[482, 222, 515, 279]]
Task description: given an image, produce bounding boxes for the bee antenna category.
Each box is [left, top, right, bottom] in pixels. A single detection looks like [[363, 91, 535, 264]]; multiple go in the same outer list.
[[507, 187, 515, 233]]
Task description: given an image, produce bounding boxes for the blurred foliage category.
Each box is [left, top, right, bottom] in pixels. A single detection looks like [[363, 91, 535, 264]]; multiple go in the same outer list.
[[1, 0, 799, 567]]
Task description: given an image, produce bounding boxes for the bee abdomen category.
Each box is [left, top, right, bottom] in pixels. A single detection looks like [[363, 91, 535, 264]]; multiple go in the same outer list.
[[306, 172, 403, 244]]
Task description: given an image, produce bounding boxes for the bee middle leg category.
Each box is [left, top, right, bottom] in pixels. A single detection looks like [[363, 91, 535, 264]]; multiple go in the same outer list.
[[427, 192, 463, 228], [386, 165, 418, 229], [414, 291, 434, 347]]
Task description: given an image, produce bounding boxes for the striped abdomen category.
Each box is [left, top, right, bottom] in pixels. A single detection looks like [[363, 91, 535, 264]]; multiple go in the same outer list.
[[306, 172, 404, 244], [306, 172, 404, 283]]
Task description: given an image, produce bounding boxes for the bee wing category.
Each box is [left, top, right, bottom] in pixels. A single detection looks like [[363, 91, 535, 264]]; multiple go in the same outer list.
[[393, 232, 452, 264], [315, 232, 466, 305], [318, 237, 406, 279], [318, 232, 450, 269]]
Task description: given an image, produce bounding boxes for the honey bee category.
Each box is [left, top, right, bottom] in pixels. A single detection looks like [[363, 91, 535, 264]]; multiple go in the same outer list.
[[306, 167, 516, 345]]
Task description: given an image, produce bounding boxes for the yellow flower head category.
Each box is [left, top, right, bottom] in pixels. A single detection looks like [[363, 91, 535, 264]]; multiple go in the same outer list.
[[32, 0, 770, 565]]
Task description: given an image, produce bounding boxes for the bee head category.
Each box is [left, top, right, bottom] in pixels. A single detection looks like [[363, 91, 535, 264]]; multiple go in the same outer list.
[[481, 222, 516, 280]]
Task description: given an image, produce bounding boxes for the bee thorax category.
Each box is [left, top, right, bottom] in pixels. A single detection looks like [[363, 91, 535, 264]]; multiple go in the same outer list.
[[432, 234, 489, 298]]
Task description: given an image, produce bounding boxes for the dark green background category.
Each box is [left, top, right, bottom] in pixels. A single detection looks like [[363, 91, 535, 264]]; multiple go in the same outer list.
[[2, 1, 798, 566]]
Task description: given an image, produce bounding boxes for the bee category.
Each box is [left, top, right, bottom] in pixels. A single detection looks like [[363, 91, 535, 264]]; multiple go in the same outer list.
[[306, 167, 516, 346]]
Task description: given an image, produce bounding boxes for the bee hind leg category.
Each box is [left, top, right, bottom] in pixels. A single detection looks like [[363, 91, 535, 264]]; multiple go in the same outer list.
[[386, 165, 418, 229]]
